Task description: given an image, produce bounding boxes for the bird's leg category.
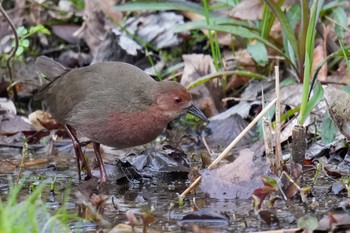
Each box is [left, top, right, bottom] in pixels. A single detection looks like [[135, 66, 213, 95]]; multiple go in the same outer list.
[[64, 125, 93, 180], [93, 142, 108, 184]]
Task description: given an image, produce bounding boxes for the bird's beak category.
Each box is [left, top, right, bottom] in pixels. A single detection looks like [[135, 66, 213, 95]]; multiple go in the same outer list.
[[187, 104, 208, 122]]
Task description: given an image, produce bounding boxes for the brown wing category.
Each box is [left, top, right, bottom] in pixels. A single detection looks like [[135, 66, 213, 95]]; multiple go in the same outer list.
[[34, 56, 70, 101]]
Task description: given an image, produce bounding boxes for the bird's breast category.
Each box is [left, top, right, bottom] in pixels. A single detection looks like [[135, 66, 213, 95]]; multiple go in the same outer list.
[[80, 105, 171, 148]]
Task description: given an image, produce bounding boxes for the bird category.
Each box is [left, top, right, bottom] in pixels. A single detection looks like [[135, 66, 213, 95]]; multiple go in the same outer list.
[[34, 56, 207, 183]]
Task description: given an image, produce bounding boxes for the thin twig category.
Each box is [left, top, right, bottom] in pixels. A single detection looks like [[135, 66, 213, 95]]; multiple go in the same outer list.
[[179, 98, 278, 198], [201, 134, 213, 155], [0, 3, 19, 98]]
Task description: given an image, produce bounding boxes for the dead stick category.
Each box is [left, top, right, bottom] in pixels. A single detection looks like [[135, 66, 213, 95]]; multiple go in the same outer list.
[[274, 66, 282, 171], [179, 98, 278, 198]]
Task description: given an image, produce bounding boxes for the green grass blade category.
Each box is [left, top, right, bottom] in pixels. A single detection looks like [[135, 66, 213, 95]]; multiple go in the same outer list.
[[174, 18, 255, 33], [298, 0, 324, 124], [263, 0, 299, 62], [297, 0, 309, 78], [339, 40, 350, 72], [186, 70, 267, 90], [260, 0, 284, 38], [203, 0, 220, 70], [114, 0, 209, 16], [191, 24, 297, 72], [332, 7, 348, 39], [300, 81, 324, 124], [284, 4, 301, 66]]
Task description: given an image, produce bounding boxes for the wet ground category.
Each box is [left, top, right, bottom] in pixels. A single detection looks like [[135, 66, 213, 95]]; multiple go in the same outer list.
[[1, 141, 349, 233]]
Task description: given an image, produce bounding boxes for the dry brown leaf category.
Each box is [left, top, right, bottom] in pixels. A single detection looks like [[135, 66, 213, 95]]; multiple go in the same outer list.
[[204, 113, 254, 156], [181, 54, 220, 117], [312, 38, 328, 82], [75, 0, 120, 56], [270, 20, 283, 41], [51, 24, 81, 44], [181, 9, 205, 21], [200, 142, 269, 199], [0, 116, 35, 135], [124, 12, 184, 49], [100, 0, 124, 22], [318, 211, 350, 231], [230, 0, 264, 20], [28, 110, 61, 131], [0, 98, 16, 121], [324, 86, 350, 140]]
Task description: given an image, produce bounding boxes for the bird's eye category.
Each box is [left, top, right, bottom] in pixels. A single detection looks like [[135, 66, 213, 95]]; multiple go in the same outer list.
[[174, 97, 182, 104]]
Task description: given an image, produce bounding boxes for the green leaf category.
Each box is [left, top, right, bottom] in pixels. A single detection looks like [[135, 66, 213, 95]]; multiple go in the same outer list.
[[15, 46, 24, 56], [262, 176, 278, 188], [29, 24, 51, 35], [16, 26, 28, 37], [260, 0, 284, 38], [280, 77, 297, 87], [297, 216, 318, 232], [331, 7, 347, 39], [300, 81, 324, 124], [114, 0, 208, 16], [71, 0, 85, 10], [214, 0, 237, 7], [247, 41, 268, 66], [263, 0, 299, 62], [284, 4, 301, 65], [287, 4, 301, 32], [339, 40, 350, 72], [260, 2, 274, 38], [321, 1, 341, 14], [280, 106, 300, 123], [321, 112, 337, 144], [174, 18, 254, 33], [193, 24, 297, 72], [21, 39, 29, 48], [298, 0, 324, 124]]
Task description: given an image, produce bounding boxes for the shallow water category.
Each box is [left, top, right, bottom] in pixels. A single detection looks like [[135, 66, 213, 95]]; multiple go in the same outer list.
[[0, 144, 348, 233]]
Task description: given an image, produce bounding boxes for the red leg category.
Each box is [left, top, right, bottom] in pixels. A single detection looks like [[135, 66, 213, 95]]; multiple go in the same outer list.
[[64, 125, 93, 180], [93, 142, 108, 184]]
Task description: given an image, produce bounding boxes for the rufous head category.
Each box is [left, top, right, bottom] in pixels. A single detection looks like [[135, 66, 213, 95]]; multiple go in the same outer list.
[[154, 81, 207, 121]]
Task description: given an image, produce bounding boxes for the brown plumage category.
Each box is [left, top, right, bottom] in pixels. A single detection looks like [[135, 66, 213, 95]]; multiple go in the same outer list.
[[35, 56, 207, 183]]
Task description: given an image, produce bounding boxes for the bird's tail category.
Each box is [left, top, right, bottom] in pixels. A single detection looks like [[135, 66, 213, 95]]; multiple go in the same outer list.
[[34, 56, 70, 101], [35, 56, 69, 81]]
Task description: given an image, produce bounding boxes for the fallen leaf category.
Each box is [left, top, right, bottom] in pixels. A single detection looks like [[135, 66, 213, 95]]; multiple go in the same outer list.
[[324, 86, 350, 140], [230, 0, 264, 20], [203, 113, 255, 158], [181, 54, 220, 117], [28, 110, 61, 130], [200, 142, 269, 199], [125, 12, 185, 49], [258, 210, 280, 226], [51, 24, 81, 44], [0, 98, 16, 121], [0, 115, 35, 135], [312, 38, 328, 82]]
